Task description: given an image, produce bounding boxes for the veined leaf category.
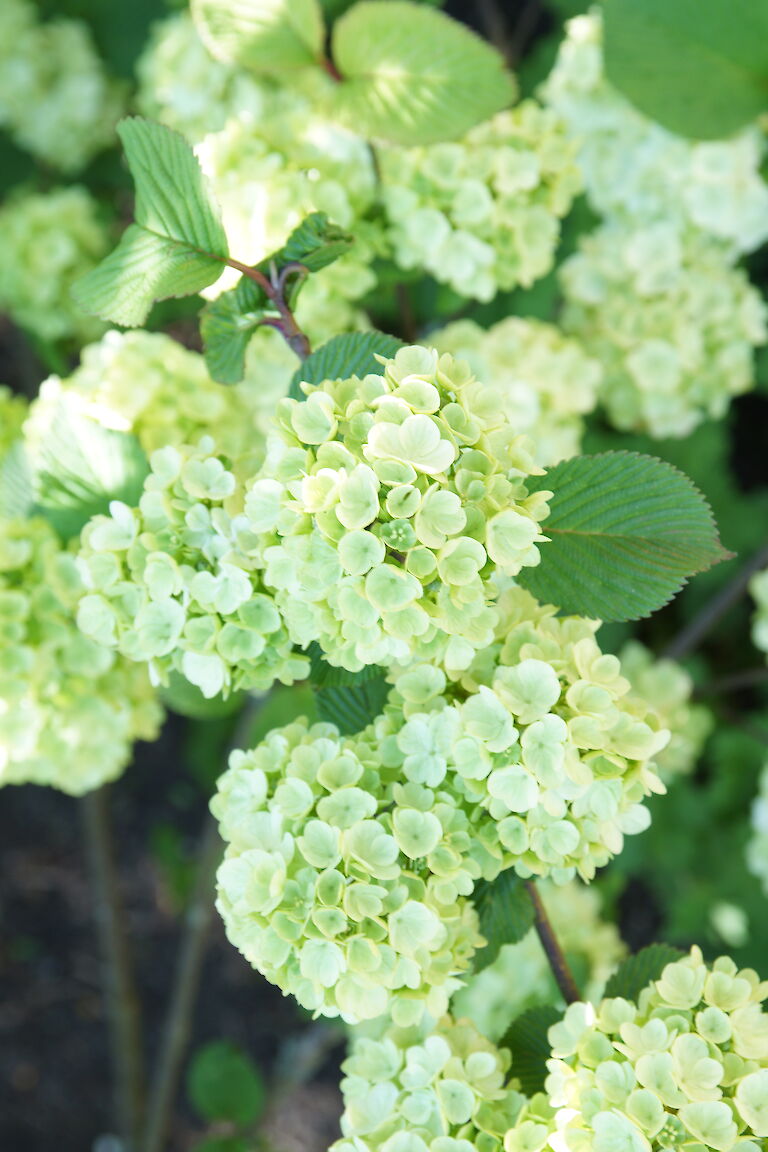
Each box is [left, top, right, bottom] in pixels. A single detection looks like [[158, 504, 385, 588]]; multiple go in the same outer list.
[[187, 1041, 265, 1126], [500, 1005, 562, 1096], [0, 442, 34, 520], [472, 869, 534, 973], [331, 2, 516, 145], [289, 330, 404, 399], [315, 674, 390, 734], [603, 0, 768, 140], [517, 452, 730, 621], [604, 944, 685, 1002], [191, 0, 325, 72], [307, 641, 385, 687], [279, 212, 353, 275], [73, 117, 228, 326]]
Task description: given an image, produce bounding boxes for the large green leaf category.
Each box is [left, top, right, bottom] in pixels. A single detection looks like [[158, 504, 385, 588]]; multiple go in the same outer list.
[[604, 944, 685, 1002], [315, 674, 390, 734], [517, 452, 729, 621], [472, 869, 534, 973], [191, 0, 325, 72], [603, 0, 768, 139], [187, 1041, 265, 1126], [73, 118, 228, 326], [331, 2, 516, 145], [289, 330, 404, 399], [500, 1005, 562, 1096]]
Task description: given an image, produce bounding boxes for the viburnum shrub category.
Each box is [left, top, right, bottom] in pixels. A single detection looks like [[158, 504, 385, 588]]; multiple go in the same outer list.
[[3, 2, 768, 1150]]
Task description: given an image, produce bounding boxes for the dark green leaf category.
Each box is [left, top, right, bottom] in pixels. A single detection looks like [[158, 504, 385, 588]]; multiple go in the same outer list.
[[193, 1140, 248, 1152], [289, 331, 404, 399], [279, 212, 353, 275], [603, 0, 768, 139], [307, 642, 386, 688], [604, 944, 686, 1002], [501, 1005, 562, 1096], [517, 452, 730, 621], [187, 1041, 265, 1126], [472, 869, 535, 972], [315, 675, 390, 734]]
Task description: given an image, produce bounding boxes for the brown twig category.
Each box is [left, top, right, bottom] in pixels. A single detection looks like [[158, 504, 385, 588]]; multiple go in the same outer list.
[[82, 787, 146, 1149], [524, 879, 581, 1004]]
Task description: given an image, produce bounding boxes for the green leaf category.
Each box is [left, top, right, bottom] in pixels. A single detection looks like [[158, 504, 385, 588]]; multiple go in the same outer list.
[[315, 674, 390, 735], [191, 0, 325, 73], [331, 1, 516, 145], [517, 452, 730, 622], [73, 117, 228, 326], [500, 1005, 562, 1096], [602, 0, 768, 140], [307, 641, 386, 688], [0, 443, 34, 520], [279, 211, 354, 275], [193, 1139, 248, 1152], [289, 331, 404, 399], [604, 944, 686, 1002], [30, 397, 149, 541], [187, 1041, 265, 1127], [472, 869, 535, 973]]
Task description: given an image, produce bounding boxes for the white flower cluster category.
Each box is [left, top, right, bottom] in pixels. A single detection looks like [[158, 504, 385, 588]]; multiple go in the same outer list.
[[76, 439, 306, 700], [560, 222, 767, 437], [618, 641, 712, 781], [452, 879, 626, 1043], [507, 947, 768, 1152], [0, 515, 162, 795], [0, 186, 109, 345], [246, 346, 551, 674], [332, 1012, 525, 1152], [542, 11, 768, 256], [746, 764, 768, 898], [380, 102, 581, 302], [431, 318, 602, 466], [0, 0, 123, 172]]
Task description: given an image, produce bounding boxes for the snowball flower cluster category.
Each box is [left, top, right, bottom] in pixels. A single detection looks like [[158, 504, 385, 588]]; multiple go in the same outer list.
[[542, 11, 768, 256], [618, 642, 712, 781], [0, 0, 123, 172], [0, 187, 109, 345], [452, 879, 626, 1042], [560, 222, 767, 437], [213, 718, 485, 1025], [746, 764, 768, 898], [380, 101, 581, 302], [0, 516, 162, 795], [332, 1012, 525, 1152], [506, 946, 768, 1152], [378, 585, 669, 884], [431, 318, 602, 466], [246, 346, 551, 673], [77, 438, 306, 699]]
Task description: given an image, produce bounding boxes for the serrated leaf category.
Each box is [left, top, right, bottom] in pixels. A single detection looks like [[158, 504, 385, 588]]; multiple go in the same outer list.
[[74, 117, 228, 326], [192, 0, 324, 72], [472, 869, 535, 973], [315, 674, 390, 734], [331, 1, 516, 145], [501, 1005, 562, 1097], [517, 452, 730, 622], [604, 944, 685, 1002], [603, 0, 768, 140], [30, 397, 149, 541], [280, 211, 354, 274], [187, 1041, 265, 1126], [307, 641, 386, 687], [289, 331, 404, 399], [0, 442, 34, 520]]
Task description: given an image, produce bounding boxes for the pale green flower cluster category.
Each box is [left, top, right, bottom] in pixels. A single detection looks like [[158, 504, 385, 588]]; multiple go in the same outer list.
[[506, 946, 768, 1152], [25, 328, 293, 477], [136, 12, 267, 143], [0, 187, 109, 344], [746, 764, 768, 898], [76, 438, 306, 700], [542, 11, 768, 256], [246, 347, 551, 673], [213, 718, 485, 1025], [0, 0, 123, 172], [332, 1012, 525, 1152], [431, 318, 602, 466], [451, 879, 626, 1043], [380, 102, 581, 302], [560, 222, 767, 437], [378, 585, 668, 884], [0, 516, 162, 795], [618, 642, 712, 781], [749, 569, 768, 661]]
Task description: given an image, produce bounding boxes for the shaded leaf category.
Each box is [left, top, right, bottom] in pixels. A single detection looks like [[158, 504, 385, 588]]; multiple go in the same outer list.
[[191, 0, 325, 72], [501, 1005, 562, 1096], [289, 330, 404, 399], [307, 642, 386, 688], [0, 443, 34, 520], [332, 1, 516, 145], [604, 943, 686, 1002], [518, 452, 729, 621], [472, 869, 535, 972], [315, 675, 390, 734], [187, 1041, 265, 1126]]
